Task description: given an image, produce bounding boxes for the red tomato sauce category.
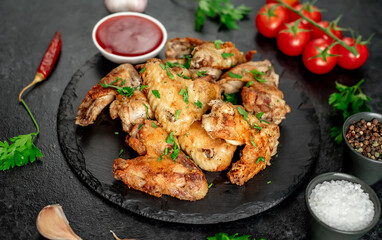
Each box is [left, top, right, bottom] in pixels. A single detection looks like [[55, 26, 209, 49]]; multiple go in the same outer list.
[[96, 15, 163, 57]]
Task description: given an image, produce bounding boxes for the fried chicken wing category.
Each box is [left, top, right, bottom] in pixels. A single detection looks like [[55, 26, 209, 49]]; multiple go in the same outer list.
[[75, 64, 141, 126], [191, 42, 255, 69], [165, 37, 205, 59], [109, 91, 154, 132], [178, 121, 236, 171], [242, 82, 291, 125], [141, 59, 221, 136], [113, 120, 208, 201], [113, 154, 208, 201], [218, 60, 279, 94], [202, 100, 280, 185], [228, 124, 280, 186]]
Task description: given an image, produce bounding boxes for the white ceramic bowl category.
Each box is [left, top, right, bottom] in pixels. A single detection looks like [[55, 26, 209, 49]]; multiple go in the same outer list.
[[92, 12, 167, 64]]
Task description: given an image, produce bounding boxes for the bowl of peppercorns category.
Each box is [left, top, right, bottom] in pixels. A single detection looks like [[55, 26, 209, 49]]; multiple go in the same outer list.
[[343, 112, 382, 185]]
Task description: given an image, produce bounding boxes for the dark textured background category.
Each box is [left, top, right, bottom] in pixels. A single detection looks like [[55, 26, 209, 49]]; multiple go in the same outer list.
[[0, 0, 381, 239]]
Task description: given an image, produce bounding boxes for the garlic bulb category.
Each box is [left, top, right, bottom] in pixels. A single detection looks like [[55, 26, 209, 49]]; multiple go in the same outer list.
[[105, 0, 148, 13], [36, 204, 82, 240]]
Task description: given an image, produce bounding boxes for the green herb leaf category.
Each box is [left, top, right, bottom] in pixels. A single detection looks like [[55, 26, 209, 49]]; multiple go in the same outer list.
[[100, 80, 136, 98], [176, 73, 191, 79], [143, 104, 150, 119], [223, 93, 238, 105], [256, 157, 265, 164], [138, 123, 143, 130], [114, 132, 119, 135], [152, 122, 157, 128], [139, 85, 148, 91], [152, 90, 161, 99], [197, 70, 207, 77], [139, 67, 146, 74], [118, 149, 124, 156], [208, 183, 213, 188], [207, 232, 253, 240], [213, 40, 225, 49], [237, 107, 249, 122], [267, 181, 272, 184], [179, 87, 189, 104], [157, 148, 168, 161], [256, 112, 264, 120], [170, 142, 180, 162], [250, 135, 257, 148], [246, 81, 254, 87], [166, 132, 175, 145], [228, 72, 242, 79], [175, 109, 181, 121], [0, 133, 43, 170], [194, 100, 203, 109], [159, 64, 165, 70], [221, 53, 234, 58]]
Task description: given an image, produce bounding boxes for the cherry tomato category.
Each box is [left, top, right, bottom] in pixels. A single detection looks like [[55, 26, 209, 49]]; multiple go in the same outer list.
[[276, 20, 311, 56], [289, 3, 321, 27], [337, 37, 369, 70], [266, 0, 299, 7], [302, 38, 338, 74], [311, 21, 343, 42], [255, 4, 289, 38]]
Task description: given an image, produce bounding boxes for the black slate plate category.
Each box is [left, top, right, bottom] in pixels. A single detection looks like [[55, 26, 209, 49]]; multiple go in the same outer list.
[[57, 54, 320, 224]]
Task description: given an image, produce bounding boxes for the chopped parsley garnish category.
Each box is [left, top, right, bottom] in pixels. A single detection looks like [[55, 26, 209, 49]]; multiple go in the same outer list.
[[180, 54, 192, 69], [139, 85, 148, 91], [162, 132, 180, 162], [152, 90, 160, 99], [246, 81, 254, 87], [221, 52, 234, 58], [228, 72, 242, 79], [253, 123, 262, 132], [143, 104, 150, 119], [159, 64, 165, 70], [166, 132, 175, 145], [157, 148, 168, 161], [197, 70, 207, 77], [152, 122, 157, 128], [237, 107, 249, 124], [194, 100, 203, 109], [100, 79, 136, 98], [139, 67, 146, 74], [175, 109, 181, 121], [243, 69, 267, 83], [250, 135, 257, 148], [138, 123, 143, 130], [207, 232, 253, 240], [118, 149, 124, 156], [208, 183, 213, 188], [114, 132, 119, 135], [179, 87, 189, 104], [256, 156, 265, 164], [177, 73, 191, 79], [170, 142, 180, 162], [256, 112, 270, 124], [213, 40, 225, 49], [166, 67, 175, 79], [223, 93, 238, 105], [267, 181, 272, 184]]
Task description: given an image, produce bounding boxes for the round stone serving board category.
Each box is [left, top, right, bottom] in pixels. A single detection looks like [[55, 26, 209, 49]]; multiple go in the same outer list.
[[57, 53, 320, 224]]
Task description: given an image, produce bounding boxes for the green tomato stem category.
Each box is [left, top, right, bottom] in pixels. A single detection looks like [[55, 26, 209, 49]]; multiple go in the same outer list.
[[277, 1, 359, 57], [20, 99, 39, 138]]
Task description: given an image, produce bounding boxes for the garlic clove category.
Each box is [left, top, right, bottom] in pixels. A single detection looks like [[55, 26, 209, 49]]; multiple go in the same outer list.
[[36, 204, 82, 240], [110, 230, 136, 240], [105, 0, 147, 13]]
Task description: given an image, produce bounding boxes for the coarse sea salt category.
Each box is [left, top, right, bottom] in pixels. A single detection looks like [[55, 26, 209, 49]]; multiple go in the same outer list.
[[308, 180, 374, 231]]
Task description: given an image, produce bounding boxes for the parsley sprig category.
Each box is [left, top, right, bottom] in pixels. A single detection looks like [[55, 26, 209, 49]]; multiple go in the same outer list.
[[100, 78, 137, 98], [207, 232, 260, 240], [329, 79, 371, 143], [195, 0, 251, 31], [1, 99, 43, 170], [158, 132, 180, 162]]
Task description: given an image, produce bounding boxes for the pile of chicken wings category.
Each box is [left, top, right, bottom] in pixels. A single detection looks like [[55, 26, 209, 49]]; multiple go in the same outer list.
[[75, 37, 290, 201]]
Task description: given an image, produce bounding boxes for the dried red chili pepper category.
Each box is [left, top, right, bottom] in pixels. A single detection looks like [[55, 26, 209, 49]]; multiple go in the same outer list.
[[19, 31, 62, 101]]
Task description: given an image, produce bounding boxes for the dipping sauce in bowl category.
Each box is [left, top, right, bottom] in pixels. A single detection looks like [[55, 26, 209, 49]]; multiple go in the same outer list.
[[92, 12, 167, 64]]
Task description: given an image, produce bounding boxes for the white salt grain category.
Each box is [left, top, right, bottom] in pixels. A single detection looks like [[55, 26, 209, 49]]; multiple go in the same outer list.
[[309, 180, 375, 231]]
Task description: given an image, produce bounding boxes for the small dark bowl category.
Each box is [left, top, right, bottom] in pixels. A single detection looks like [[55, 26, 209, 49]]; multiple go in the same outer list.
[[305, 172, 381, 240], [342, 112, 382, 185]]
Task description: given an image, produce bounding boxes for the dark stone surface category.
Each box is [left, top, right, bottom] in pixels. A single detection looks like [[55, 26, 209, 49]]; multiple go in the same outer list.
[[0, 0, 381, 239]]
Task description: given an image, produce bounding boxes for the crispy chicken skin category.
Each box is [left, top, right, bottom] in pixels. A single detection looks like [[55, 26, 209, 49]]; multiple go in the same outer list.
[[191, 42, 255, 69], [202, 100, 280, 185], [218, 60, 279, 94], [75, 64, 141, 126], [202, 100, 255, 146], [109, 91, 154, 132], [113, 120, 208, 201], [228, 123, 280, 185], [178, 121, 236, 171], [141, 58, 221, 136], [165, 37, 205, 59], [242, 82, 291, 125]]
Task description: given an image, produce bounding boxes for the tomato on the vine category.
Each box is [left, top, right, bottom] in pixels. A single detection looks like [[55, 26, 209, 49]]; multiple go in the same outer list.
[[337, 37, 369, 70], [302, 38, 338, 74], [276, 20, 311, 56], [266, 0, 299, 7], [311, 21, 343, 42], [255, 4, 289, 38], [289, 3, 321, 27]]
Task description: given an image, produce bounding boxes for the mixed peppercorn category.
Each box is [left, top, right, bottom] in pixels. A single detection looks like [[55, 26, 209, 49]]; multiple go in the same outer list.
[[346, 119, 382, 161]]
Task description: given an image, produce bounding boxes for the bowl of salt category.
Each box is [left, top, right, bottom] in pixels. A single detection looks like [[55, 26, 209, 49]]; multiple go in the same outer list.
[[305, 172, 380, 240]]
